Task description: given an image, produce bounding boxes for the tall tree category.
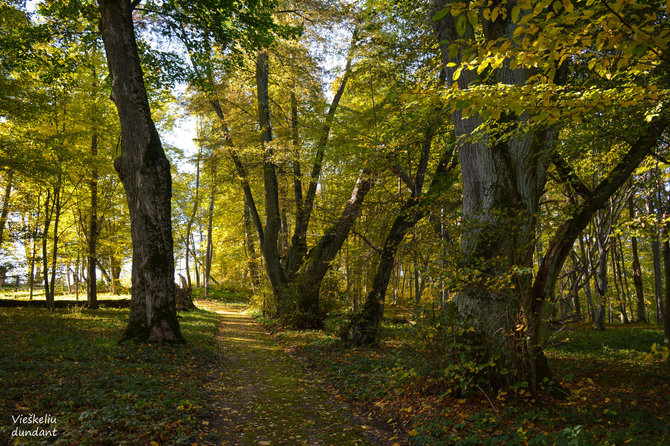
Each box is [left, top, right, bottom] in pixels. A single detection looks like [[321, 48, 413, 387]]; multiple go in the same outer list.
[[97, 0, 182, 342], [430, 0, 669, 388]]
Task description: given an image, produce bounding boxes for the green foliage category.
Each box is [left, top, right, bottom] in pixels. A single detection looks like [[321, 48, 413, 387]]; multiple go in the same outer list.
[[259, 309, 669, 446]]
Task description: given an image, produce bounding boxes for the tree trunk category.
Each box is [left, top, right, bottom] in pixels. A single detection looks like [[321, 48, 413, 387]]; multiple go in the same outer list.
[[291, 170, 373, 328], [663, 239, 670, 343], [629, 193, 646, 322], [286, 28, 358, 278], [185, 149, 201, 289], [42, 190, 52, 308], [88, 132, 99, 309], [244, 197, 261, 294], [49, 180, 61, 306], [204, 170, 215, 299], [110, 254, 121, 295], [0, 171, 13, 247], [612, 239, 630, 324], [98, 0, 182, 342]]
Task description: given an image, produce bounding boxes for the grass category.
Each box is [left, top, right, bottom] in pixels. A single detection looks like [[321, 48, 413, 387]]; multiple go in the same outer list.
[[256, 311, 670, 446], [0, 289, 130, 301], [0, 304, 222, 445]]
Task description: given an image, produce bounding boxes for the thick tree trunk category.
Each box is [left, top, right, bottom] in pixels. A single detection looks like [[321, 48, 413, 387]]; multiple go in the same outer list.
[[594, 232, 607, 331], [98, 0, 182, 342], [255, 50, 288, 312], [291, 171, 373, 328], [88, 132, 99, 309]]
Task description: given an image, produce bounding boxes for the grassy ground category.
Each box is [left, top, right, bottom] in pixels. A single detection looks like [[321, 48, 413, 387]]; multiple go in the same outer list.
[[0, 304, 221, 445], [256, 312, 669, 446], [0, 289, 129, 301]]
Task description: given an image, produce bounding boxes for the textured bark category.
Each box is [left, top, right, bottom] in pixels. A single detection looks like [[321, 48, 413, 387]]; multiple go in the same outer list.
[[432, 0, 667, 389], [256, 50, 288, 309], [431, 0, 551, 388], [98, 0, 182, 343]]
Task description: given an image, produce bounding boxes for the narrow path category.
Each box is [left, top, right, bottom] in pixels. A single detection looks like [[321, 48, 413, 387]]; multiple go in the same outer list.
[[197, 301, 397, 446]]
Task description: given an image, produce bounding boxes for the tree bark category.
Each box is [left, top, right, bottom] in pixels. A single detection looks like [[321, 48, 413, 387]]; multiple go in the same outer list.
[[98, 0, 182, 342], [291, 170, 373, 328], [255, 50, 288, 312]]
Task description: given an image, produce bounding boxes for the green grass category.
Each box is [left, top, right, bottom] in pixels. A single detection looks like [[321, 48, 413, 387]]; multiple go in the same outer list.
[[0, 305, 221, 445], [0, 289, 130, 301], [546, 323, 666, 361]]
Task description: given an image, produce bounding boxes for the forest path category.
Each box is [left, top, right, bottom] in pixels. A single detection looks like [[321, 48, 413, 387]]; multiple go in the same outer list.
[[196, 300, 397, 446]]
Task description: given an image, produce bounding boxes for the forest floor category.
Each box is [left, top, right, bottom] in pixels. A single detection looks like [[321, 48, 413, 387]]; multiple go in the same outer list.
[[255, 308, 670, 446], [196, 300, 400, 445], [0, 295, 667, 445]]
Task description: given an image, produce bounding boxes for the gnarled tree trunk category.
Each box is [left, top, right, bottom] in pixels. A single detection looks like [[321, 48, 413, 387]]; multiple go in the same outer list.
[[98, 0, 182, 343]]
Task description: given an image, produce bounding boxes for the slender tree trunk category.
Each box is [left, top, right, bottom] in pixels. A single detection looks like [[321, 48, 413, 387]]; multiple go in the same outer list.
[[192, 233, 201, 288], [244, 197, 261, 294], [204, 169, 215, 299], [75, 251, 80, 301], [49, 179, 62, 306], [0, 171, 13, 246], [88, 132, 99, 309], [647, 185, 665, 324], [185, 149, 201, 289], [110, 254, 121, 295], [628, 193, 647, 322], [42, 190, 52, 307], [612, 239, 630, 324], [98, 0, 182, 342]]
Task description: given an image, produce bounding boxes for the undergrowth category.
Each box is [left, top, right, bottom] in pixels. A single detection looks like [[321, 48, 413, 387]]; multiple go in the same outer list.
[[256, 308, 669, 445]]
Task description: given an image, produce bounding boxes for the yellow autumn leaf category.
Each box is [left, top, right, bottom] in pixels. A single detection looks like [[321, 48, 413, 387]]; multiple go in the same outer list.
[[562, 0, 574, 13], [150, 442, 159, 446]]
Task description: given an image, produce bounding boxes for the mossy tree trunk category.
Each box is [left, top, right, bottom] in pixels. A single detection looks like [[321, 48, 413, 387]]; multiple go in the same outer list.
[[98, 0, 183, 343]]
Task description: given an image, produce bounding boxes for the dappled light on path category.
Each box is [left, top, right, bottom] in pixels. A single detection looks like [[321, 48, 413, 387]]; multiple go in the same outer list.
[[196, 301, 395, 446]]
